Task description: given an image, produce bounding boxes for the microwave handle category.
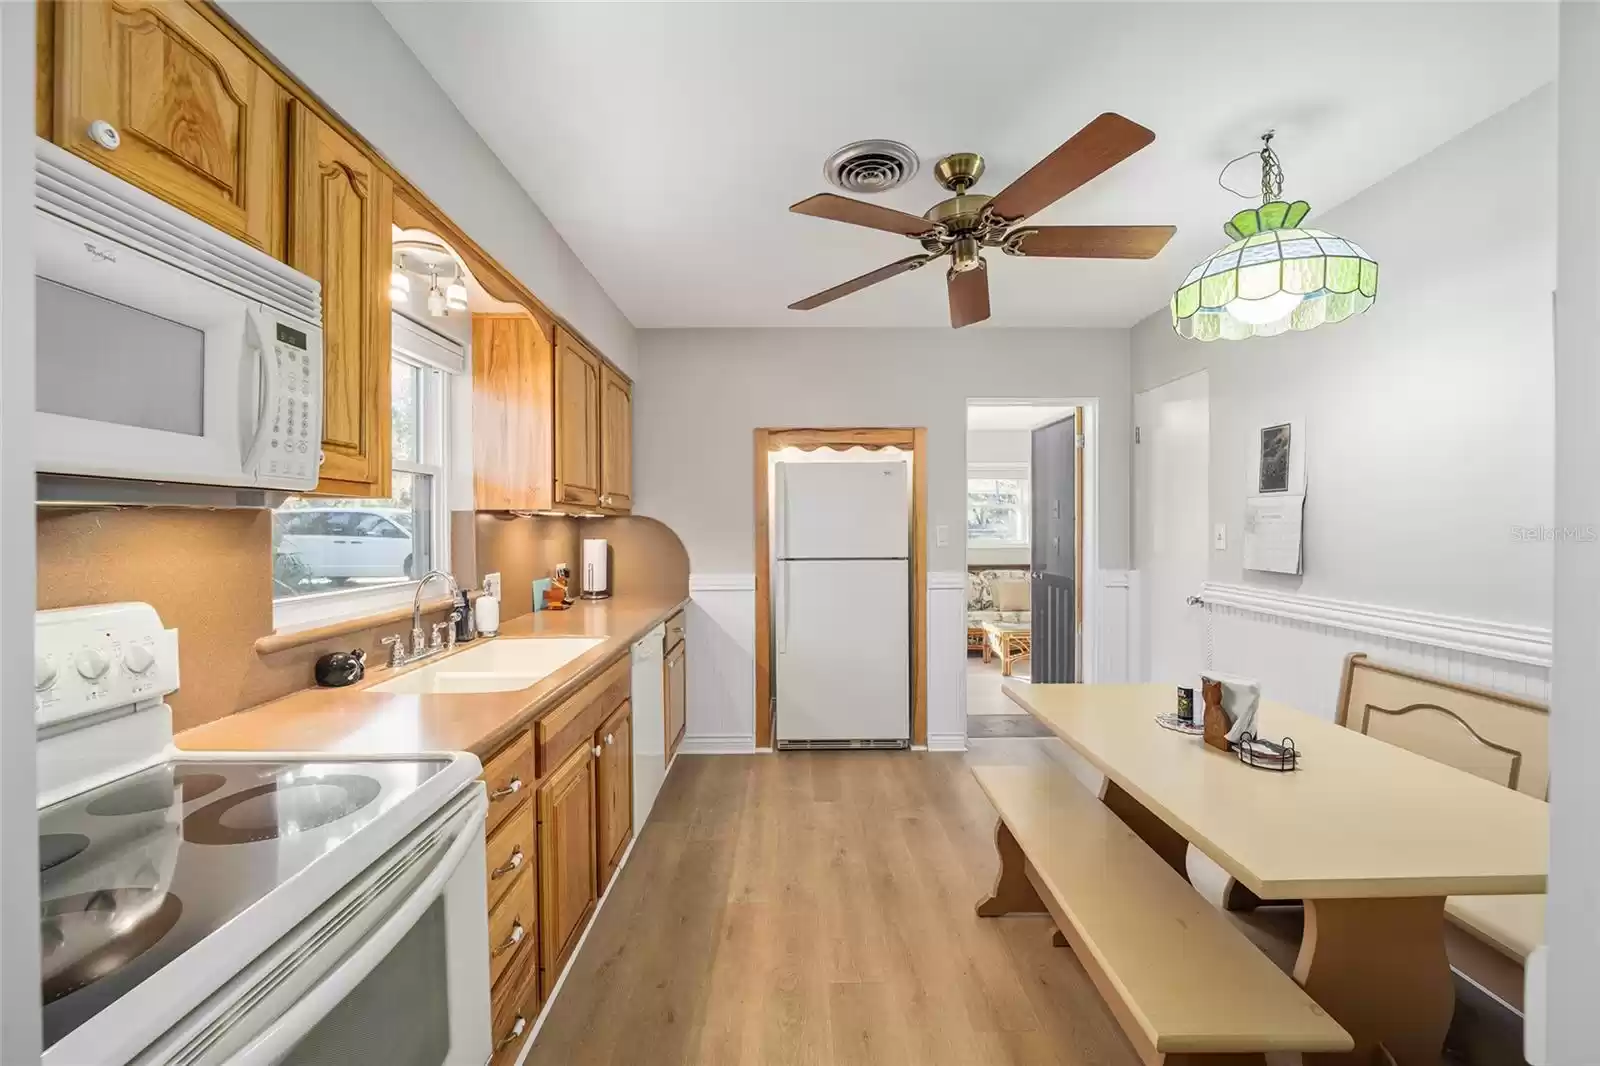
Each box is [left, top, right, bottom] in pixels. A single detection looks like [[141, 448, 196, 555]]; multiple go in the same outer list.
[[223, 798, 488, 1066], [241, 307, 279, 472]]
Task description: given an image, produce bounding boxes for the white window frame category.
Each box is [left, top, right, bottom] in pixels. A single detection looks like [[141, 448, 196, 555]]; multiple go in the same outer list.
[[966, 462, 1031, 549], [272, 338, 456, 634]]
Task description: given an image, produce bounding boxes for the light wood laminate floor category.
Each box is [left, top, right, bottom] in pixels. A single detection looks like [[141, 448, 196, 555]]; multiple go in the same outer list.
[[526, 751, 1142, 1066]]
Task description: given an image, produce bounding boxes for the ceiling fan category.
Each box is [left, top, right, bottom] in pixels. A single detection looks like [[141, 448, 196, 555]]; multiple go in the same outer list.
[[787, 113, 1176, 328]]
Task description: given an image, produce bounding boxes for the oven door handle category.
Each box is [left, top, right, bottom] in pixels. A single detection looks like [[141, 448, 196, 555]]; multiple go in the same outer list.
[[225, 797, 488, 1066]]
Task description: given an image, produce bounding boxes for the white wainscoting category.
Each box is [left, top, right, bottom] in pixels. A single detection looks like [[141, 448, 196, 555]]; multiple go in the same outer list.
[[927, 572, 968, 751], [1095, 570, 1132, 683], [1199, 581, 1552, 719], [683, 574, 757, 754]]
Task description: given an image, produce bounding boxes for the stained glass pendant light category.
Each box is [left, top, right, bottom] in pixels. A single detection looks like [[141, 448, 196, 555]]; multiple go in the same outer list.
[[1171, 132, 1377, 341]]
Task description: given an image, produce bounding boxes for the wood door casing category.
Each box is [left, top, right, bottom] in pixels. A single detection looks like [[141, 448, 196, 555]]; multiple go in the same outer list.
[[554, 329, 601, 507], [288, 102, 392, 496], [665, 639, 687, 760], [472, 313, 554, 511], [537, 741, 597, 988], [52, 0, 286, 256], [599, 363, 632, 511], [595, 700, 633, 891]]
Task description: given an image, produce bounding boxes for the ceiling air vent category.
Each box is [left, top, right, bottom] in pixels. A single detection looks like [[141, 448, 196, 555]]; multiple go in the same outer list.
[[823, 140, 919, 195]]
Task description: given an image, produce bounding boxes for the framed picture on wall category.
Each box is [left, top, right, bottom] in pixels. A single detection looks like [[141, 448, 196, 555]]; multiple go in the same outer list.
[[1258, 423, 1292, 493]]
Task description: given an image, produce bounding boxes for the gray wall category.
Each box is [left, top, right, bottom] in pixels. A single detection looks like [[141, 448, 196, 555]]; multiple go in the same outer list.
[[633, 328, 1130, 574], [1131, 85, 1556, 626], [218, 1, 638, 374]]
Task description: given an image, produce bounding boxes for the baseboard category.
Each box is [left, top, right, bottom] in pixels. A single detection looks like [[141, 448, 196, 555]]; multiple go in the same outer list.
[[1201, 582, 1552, 668], [677, 733, 758, 754], [927, 731, 967, 752]]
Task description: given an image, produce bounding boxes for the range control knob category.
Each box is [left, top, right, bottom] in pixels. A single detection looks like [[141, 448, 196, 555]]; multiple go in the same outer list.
[[122, 643, 155, 675], [74, 647, 111, 682], [35, 655, 57, 692]]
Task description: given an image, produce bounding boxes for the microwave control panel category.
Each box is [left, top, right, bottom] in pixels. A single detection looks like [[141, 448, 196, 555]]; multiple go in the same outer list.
[[261, 318, 322, 488]]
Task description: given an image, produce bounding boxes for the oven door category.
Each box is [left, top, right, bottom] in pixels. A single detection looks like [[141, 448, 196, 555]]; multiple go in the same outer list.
[[137, 787, 492, 1066], [34, 206, 273, 489]]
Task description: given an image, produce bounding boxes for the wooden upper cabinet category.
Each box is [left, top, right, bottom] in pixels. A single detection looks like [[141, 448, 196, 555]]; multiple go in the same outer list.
[[538, 741, 598, 986], [554, 329, 602, 509], [472, 313, 554, 512], [51, 0, 286, 256], [288, 102, 392, 497], [599, 363, 633, 512]]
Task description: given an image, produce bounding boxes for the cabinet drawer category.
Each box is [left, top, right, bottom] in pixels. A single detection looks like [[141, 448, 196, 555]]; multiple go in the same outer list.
[[489, 944, 539, 1066], [665, 610, 686, 652], [487, 865, 536, 992], [485, 800, 532, 909], [482, 731, 533, 834], [535, 656, 630, 776]]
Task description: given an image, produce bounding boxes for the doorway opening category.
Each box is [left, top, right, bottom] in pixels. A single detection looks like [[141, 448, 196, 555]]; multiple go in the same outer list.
[[964, 401, 1096, 742]]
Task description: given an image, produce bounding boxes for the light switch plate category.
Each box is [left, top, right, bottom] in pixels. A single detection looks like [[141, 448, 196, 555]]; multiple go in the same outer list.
[[935, 524, 949, 548], [1213, 524, 1227, 550]]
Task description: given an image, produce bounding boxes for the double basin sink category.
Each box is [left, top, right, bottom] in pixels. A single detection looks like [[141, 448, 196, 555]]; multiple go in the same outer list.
[[369, 636, 606, 695]]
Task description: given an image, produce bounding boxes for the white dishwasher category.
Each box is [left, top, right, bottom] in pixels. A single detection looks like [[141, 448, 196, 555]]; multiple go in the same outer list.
[[630, 623, 667, 829]]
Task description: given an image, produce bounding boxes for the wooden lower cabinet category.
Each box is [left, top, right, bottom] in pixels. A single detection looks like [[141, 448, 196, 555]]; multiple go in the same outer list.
[[595, 700, 633, 892], [537, 741, 598, 988], [487, 862, 535, 992], [489, 942, 540, 1066], [665, 638, 687, 760]]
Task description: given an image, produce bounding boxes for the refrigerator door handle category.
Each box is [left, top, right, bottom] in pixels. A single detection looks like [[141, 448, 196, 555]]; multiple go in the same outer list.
[[776, 561, 788, 655]]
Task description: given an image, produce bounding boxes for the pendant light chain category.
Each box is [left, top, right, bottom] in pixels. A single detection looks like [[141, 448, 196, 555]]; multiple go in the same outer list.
[[1218, 129, 1286, 204]]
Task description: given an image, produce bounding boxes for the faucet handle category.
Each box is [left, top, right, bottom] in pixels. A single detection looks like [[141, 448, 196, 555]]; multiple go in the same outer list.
[[379, 634, 405, 668], [430, 621, 451, 649]]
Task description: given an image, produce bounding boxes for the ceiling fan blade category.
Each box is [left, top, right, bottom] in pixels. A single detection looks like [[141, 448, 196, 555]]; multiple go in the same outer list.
[[788, 254, 934, 311], [789, 193, 937, 238], [986, 113, 1157, 223], [948, 262, 990, 329], [1009, 225, 1176, 260]]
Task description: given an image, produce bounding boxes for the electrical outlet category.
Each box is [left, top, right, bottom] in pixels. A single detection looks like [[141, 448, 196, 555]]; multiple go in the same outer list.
[[1213, 525, 1227, 550], [935, 524, 949, 548]]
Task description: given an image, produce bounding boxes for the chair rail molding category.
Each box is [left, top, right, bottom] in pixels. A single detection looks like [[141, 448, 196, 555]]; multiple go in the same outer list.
[[1200, 582, 1552, 668]]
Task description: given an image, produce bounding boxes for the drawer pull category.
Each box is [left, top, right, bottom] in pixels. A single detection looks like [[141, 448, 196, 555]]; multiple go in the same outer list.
[[489, 778, 523, 801], [495, 1015, 527, 1052], [492, 921, 526, 957], [492, 847, 524, 879]]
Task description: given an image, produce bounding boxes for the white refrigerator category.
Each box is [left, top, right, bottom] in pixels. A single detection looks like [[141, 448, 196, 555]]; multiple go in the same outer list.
[[774, 459, 910, 748]]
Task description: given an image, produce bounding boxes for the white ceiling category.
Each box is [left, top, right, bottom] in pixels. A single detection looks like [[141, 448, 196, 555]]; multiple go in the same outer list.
[[968, 405, 1074, 431], [382, 2, 1556, 330]]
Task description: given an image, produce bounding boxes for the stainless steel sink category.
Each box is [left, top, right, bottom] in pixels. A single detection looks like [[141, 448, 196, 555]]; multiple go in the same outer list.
[[369, 637, 605, 695]]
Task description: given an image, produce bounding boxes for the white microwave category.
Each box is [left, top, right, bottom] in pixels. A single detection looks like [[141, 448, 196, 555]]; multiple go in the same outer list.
[[34, 140, 324, 493]]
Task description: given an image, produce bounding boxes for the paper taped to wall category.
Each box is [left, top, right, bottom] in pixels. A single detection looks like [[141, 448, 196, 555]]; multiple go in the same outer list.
[[1244, 494, 1305, 574]]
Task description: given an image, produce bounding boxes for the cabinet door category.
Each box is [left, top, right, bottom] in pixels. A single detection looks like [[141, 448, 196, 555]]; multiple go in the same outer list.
[[52, 0, 286, 256], [472, 314, 554, 511], [537, 741, 597, 987], [594, 700, 633, 892], [288, 102, 392, 496], [666, 640, 687, 760], [599, 364, 632, 512], [554, 330, 601, 508]]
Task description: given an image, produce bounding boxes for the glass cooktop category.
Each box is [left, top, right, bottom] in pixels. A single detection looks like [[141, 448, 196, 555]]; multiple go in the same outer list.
[[38, 757, 446, 1051]]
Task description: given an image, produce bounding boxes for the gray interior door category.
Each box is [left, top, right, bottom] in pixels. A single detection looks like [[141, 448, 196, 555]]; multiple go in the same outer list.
[[1031, 414, 1077, 682]]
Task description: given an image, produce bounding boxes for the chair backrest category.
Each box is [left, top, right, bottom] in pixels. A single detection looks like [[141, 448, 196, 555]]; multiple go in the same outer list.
[[1335, 653, 1549, 799]]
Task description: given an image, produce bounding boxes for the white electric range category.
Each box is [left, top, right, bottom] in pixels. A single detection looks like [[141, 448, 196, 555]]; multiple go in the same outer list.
[[36, 603, 492, 1066]]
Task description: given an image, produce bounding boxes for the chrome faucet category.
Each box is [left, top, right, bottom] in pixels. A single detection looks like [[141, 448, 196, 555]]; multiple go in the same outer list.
[[381, 570, 462, 669]]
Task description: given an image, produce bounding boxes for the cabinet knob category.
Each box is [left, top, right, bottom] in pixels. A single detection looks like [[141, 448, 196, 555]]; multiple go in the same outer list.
[[605, 733, 615, 746], [592, 743, 603, 758], [87, 120, 121, 150]]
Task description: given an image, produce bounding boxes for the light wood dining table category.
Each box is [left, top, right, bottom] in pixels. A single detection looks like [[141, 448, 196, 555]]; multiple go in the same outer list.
[[1002, 682, 1549, 1066]]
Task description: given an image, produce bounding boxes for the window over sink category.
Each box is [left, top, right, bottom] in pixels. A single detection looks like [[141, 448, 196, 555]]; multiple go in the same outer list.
[[272, 350, 452, 631]]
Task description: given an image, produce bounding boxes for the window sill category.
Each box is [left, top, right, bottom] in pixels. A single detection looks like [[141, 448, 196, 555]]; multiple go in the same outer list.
[[259, 585, 470, 656]]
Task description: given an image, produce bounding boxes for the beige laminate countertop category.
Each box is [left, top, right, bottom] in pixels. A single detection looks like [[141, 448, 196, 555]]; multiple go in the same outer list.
[[1004, 682, 1549, 900], [176, 595, 687, 760]]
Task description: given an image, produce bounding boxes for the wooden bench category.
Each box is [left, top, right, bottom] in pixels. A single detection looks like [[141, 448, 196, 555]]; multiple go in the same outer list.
[[971, 762, 1352, 1066]]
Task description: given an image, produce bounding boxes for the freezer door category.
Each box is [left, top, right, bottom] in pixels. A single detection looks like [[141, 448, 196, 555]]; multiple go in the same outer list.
[[776, 460, 909, 559], [775, 559, 909, 743]]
